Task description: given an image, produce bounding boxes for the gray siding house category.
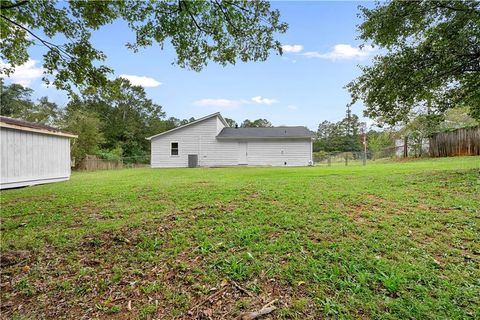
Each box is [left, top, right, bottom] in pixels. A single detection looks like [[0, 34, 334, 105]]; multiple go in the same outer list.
[[147, 112, 313, 168], [0, 117, 77, 189]]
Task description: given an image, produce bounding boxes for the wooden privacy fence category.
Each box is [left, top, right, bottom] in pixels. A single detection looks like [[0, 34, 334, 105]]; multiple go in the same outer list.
[[429, 127, 480, 157], [77, 155, 123, 171]]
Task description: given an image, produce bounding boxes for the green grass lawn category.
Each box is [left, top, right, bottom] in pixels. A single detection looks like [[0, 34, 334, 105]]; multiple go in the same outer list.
[[1, 157, 479, 319]]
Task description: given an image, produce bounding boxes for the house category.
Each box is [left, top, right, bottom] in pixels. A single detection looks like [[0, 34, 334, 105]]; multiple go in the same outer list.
[[147, 112, 313, 168], [0, 116, 77, 189]]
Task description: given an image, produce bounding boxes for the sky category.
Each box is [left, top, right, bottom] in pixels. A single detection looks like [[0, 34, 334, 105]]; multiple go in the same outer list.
[[3, 1, 378, 131]]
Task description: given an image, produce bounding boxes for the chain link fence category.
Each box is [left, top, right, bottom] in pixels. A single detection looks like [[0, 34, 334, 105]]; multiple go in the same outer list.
[[313, 145, 424, 166]]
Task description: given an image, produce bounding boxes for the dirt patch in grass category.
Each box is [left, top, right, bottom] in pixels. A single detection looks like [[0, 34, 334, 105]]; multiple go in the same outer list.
[[183, 201, 240, 219], [1, 217, 323, 319], [1, 194, 58, 206], [342, 195, 393, 225], [416, 203, 465, 214], [194, 180, 211, 186]]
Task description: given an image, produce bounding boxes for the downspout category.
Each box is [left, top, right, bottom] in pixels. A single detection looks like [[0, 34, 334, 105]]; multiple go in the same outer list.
[[198, 135, 202, 166], [310, 138, 313, 164]]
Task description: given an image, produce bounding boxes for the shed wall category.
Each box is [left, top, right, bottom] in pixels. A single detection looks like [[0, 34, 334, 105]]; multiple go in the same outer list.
[[0, 127, 71, 189]]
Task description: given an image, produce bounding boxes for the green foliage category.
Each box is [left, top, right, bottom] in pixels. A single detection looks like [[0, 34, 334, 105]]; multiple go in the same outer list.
[[312, 151, 329, 163], [163, 116, 196, 131], [348, 1, 480, 124], [0, 79, 33, 117], [401, 113, 444, 157], [314, 113, 365, 152], [65, 78, 167, 158], [224, 117, 238, 127], [141, 281, 162, 295], [62, 109, 104, 163], [139, 303, 157, 320], [1, 0, 287, 91], [15, 278, 35, 296], [440, 107, 479, 131], [367, 130, 395, 153], [96, 146, 123, 161], [219, 257, 251, 281], [1, 79, 194, 162], [0, 79, 60, 125], [240, 118, 273, 127]]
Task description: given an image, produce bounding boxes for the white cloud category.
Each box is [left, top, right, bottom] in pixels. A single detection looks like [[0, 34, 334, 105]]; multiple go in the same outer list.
[[119, 74, 162, 87], [282, 44, 304, 53], [251, 96, 278, 105], [193, 98, 244, 110], [287, 105, 298, 110], [193, 96, 279, 110], [0, 59, 44, 87], [302, 44, 376, 61]]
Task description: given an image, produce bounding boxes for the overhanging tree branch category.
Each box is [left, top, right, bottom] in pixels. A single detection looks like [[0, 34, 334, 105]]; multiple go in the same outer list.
[[212, 0, 242, 35], [432, 2, 480, 16], [0, 14, 105, 87], [0, 0, 28, 10], [0, 14, 75, 61], [179, 1, 211, 33]]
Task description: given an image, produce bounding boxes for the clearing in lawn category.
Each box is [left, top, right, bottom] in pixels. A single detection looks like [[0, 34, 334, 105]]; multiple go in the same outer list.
[[1, 157, 479, 319]]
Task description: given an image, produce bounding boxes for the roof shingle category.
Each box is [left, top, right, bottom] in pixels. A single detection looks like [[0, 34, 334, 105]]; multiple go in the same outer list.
[[217, 126, 313, 139]]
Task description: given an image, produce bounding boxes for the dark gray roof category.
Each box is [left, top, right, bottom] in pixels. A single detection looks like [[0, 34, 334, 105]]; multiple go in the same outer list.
[[217, 126, 313, 139]]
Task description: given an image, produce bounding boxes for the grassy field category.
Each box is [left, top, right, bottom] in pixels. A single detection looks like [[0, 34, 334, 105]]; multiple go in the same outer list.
[[1, 157, 479, 319]]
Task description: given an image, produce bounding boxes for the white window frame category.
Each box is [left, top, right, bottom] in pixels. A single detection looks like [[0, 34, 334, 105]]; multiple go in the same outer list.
[[170, 141, 179, 156]]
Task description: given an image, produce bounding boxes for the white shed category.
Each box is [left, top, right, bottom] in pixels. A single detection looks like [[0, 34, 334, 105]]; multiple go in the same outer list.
[[147, 112, 313, 168], [0, 116, 77, 189]]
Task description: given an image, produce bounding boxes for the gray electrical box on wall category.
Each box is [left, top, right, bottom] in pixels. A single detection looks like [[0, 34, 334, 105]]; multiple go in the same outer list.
[[188, 154, 198, 168]]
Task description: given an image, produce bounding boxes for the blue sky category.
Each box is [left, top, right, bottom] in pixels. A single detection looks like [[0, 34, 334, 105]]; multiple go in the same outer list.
[[5, 1, 377, 130]]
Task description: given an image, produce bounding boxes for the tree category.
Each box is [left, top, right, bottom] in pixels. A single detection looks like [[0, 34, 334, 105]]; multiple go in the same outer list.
[[367, 130, 394, 159], [400, 115, 439, 157], [224, 117, 237, 127], [65, 78, 166, 157], [0, 79, 34, 117], [313, 113, 365, 152], [163, 116, 196, 131], [0, 80, 60, 125], [62, 109, 104, 163], [440, 107, 479, 131], [26, 96, 61, 125], [241, 118, 272, 128], [347, 1, 480, 125], [1, 1, 287, 91]]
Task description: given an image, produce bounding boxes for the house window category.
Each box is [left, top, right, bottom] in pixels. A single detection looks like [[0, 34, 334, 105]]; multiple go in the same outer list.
[[171, 142, 179, 156]]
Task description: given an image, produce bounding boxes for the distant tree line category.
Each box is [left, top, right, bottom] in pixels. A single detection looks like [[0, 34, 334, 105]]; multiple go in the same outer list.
[[3, 76, 476, 163], [224, 118, 273, 128], [314, 112, 366, 153], [312, 108, 477, 156], [0, 78, 195, 164], [1, 77, 275, 164]]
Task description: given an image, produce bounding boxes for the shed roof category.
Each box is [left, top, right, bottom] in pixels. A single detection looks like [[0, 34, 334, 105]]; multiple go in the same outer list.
[[0, 116, 77, 138], [217, 126, 313, 139]]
